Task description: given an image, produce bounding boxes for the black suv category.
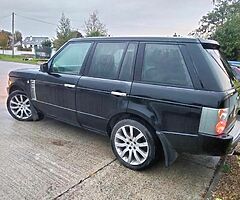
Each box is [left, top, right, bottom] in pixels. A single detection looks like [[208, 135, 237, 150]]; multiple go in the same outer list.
[[7, 37, 240, 170]]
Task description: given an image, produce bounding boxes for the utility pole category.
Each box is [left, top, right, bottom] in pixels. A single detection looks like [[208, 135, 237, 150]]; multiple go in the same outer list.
[[11, 12, 15, 57]]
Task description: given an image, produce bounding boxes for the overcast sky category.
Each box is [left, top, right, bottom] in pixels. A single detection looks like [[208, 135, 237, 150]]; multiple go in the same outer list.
[[0, 0, 213, 39]]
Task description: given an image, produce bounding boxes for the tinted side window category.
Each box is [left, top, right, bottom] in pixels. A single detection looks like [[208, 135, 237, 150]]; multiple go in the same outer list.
[[141, 44, 192, 87], [119, 43, 138, 81], [205, 49, 234, 90], [88, 42, 127, 79], [51, 42, 92, 74]]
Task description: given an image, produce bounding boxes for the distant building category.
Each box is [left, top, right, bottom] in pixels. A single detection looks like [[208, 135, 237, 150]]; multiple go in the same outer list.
[[14, 41, 22, 47], [22, 36, 49, 49]]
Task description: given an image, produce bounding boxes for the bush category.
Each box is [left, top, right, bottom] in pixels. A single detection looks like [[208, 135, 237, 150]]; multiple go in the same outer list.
[[0, 47, 12, 50]]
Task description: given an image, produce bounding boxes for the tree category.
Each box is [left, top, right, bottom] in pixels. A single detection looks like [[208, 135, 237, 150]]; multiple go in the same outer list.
[[213, 14, 240, 60], [41, 39, 52, 48], [0, 31, 9, 54], [0, 30, 11, 46], [84, 11, 108, 37], [71, 30, 83, 38], [190, 0, 240, 60], [14, 31, 22, 45], [53, 13, 82, 50], [36, 39, 53, 58], [190, 0, 240, 38]]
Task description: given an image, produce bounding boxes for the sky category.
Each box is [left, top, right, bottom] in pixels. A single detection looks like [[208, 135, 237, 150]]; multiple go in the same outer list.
[[0, 0, 213, 39]]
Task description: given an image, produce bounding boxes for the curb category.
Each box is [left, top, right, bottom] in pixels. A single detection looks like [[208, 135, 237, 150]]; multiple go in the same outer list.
[[204, 156, 226, 200]]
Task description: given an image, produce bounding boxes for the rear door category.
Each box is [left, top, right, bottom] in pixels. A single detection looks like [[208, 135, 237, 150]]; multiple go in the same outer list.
[[76, 42, 138, 133], [35, 41, 92, 125], [129, 42, 200, 139]]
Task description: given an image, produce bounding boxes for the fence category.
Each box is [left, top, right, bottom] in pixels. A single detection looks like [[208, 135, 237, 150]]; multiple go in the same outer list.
[[0, 47, 56, 58]]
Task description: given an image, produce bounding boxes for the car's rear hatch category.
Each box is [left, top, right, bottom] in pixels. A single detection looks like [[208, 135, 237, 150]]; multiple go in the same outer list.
[[201, 40, 240, 133]]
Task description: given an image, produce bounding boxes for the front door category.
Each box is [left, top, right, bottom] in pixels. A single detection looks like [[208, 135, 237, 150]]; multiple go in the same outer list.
[[34, 41, 92, 125], [76, 42, 138, 133]]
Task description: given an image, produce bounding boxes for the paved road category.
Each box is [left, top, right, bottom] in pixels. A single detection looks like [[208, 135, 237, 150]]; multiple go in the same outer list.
[[0, 61, 220, 200]]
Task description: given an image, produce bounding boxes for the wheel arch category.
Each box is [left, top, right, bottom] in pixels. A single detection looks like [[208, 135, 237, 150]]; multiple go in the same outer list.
[[107, 111, 179, 167], [8, 84, 25, 94], [107, 111, 163, 154], [107, 112, 156, 137]]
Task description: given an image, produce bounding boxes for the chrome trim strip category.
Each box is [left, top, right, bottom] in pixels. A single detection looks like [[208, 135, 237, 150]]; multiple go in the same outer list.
[[160, 131, 198, 137], [79, 111, 106, 120], [30, 80, 37, 100], [34, 100, 75, 112], [33, 100, 106, 120]]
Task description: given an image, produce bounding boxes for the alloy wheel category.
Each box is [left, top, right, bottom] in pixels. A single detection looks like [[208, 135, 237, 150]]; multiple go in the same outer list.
[[114, 125, 149, 165], [9, 94, 32, 120]]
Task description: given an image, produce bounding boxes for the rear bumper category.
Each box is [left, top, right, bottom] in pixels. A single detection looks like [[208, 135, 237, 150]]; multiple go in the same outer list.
[[157, 116, 240, 166], [198, 133, 234, 155]]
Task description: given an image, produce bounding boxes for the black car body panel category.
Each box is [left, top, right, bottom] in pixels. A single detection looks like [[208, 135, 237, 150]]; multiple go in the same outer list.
[[7, 37, 240, 167], [34, 72, 80, 125], [8, 68, 38, 96], [128, 83, 228, 132], [76, 77, 131, 133]]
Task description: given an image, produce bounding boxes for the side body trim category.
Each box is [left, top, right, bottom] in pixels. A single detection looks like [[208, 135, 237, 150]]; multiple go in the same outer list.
[[33, 99, 106, 120]]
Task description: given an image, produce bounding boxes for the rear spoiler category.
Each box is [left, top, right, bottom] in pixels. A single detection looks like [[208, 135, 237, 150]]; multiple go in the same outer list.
[[199, 38, 220, 49]]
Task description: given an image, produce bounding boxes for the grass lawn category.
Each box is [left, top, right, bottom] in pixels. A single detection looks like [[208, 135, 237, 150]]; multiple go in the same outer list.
[[0, 54, 47, 65]]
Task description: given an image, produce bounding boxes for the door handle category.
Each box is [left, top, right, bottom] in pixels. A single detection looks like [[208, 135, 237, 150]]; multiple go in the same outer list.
[[111, 91, 127, 97], [64, 84, 75, 88]]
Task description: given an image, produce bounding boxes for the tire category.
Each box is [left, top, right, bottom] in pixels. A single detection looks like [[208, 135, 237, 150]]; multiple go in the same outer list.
[[7, 90, 35, 121], [111, 119, 156, 170]]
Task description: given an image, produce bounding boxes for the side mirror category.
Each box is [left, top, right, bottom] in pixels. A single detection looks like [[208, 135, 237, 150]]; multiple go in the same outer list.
[[40, 62, 49, 73]]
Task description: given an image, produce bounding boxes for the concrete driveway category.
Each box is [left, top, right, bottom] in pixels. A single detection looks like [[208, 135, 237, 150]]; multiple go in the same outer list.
[[0, 61, 219, 200]]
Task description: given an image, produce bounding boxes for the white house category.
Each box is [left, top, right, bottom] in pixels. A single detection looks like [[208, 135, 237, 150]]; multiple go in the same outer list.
[[22, 36, 49, 49]]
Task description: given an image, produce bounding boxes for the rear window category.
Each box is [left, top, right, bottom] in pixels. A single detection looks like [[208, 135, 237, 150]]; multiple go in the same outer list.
[[141, 43, 192, 87], [205, 48, 235, 91]]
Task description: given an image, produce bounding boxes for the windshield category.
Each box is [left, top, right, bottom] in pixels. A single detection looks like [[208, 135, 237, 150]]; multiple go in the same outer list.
[[205, 48, 236, 91]]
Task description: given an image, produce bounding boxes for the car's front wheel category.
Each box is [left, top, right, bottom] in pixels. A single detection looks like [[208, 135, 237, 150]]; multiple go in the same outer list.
[[111, 119, 156, 170], [7, 90, 33, 121]]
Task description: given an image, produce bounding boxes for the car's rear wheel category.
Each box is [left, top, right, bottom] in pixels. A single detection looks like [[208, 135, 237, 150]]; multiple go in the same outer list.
[[111, 119, 156, 170], [7, 90, 33, 121]]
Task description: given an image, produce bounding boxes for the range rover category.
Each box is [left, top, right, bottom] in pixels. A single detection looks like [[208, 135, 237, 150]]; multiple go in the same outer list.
[[7, 37, 240, 170]]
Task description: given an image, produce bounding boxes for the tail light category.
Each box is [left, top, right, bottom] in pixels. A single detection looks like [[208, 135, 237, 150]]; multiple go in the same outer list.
[[215, 108, 228, 135]]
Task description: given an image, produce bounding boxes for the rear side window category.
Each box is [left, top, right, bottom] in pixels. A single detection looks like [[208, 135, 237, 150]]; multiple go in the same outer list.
[[88, 42, 127, 79], [205, 49, 234, 91], [141, 44, 192, 87]]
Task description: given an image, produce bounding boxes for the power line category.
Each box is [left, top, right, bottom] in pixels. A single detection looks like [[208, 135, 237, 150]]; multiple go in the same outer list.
[[1, 12, 84, 37], [15, 13, 58, 26], [0, 14, 11, 21], [15, 13, 81, 31]]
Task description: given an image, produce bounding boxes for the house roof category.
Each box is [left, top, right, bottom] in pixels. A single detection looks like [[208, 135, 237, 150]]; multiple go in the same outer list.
[[14, 41, 21, 47], [22, 36, 49, 46]]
